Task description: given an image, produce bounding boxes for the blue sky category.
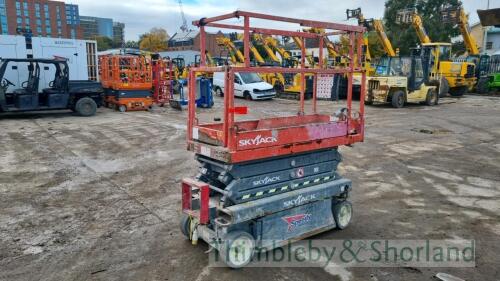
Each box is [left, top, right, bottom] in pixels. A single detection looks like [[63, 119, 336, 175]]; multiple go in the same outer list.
[[66, 0, 499, 41]]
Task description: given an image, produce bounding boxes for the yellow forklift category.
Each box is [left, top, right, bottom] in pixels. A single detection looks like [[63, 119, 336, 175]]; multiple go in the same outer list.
[[367, 48, 438, 108]]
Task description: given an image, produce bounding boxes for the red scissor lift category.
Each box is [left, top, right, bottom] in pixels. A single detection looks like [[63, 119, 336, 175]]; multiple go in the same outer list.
[[181, 11, 366, 268]]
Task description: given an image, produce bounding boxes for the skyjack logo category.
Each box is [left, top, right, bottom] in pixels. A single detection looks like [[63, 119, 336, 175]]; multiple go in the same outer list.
[[253, 176, 281, 187], [283, 214, 312, 232], [283, 194, 317, 208], [239, 135, 278, 147]]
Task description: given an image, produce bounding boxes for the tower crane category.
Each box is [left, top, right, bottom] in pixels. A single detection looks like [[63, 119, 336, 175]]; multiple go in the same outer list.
[[178, 0, 189, 32]]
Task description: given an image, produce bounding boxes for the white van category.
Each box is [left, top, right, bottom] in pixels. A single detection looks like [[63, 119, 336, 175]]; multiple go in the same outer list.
[[213, 72, 276, 100]]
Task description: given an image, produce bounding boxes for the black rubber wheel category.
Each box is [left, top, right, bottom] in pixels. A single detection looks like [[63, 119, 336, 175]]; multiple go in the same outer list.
[[449, 86, 467, 97], [426, 89, 438, 106], [215, 87, 224, 97], [438, 77, 449, 98], [180, 215, 191, 239], [391, 90, 405, 108], [477, 77, 490, 94], [219, 231, 255, 268], [333, 201, 353, 230], [244, 92, 253, 101], [75, 97, 97, 117]]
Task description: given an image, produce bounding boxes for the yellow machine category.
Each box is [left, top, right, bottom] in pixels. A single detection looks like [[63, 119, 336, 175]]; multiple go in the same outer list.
[[396, 8, 476, 97], [252, 34, 314, 98], [367, 51, 438, 108], [216, 37, 245, 65], [291, 36, 316, 67], [440, 4, 480, 56]]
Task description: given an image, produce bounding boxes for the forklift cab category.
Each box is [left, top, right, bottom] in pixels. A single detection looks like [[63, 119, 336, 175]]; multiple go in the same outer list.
[[374, 51, 427, 91], [0, 58, 70, 111]]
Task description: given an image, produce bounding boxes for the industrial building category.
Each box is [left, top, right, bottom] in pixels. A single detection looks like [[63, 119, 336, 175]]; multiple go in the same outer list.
[[0, 0, 82, 39], [168, 30, 225, 57], [113, 21, 125, 47]]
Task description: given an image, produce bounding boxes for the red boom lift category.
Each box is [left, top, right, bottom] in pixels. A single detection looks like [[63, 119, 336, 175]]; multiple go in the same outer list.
[[180, 11, 366, 268]]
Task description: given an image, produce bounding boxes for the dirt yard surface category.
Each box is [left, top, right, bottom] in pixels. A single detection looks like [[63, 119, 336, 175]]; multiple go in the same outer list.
[[1, 95, 499, 281]]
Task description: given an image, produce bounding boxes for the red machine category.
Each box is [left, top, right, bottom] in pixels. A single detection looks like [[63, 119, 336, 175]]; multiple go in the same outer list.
[[99, 54, 172, 112], [187, 12, 366, 163], [181, 11, 366, 268], [152, 56, 174, 107]]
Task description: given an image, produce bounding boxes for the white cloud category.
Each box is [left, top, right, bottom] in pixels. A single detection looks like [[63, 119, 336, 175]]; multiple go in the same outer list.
[[67, 0, 499, 41]]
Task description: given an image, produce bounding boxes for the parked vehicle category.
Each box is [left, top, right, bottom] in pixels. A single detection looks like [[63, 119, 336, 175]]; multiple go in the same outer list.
[[0, 58, 103, 116], [213, 72, 276, 100], [366, 49, 438, 108]]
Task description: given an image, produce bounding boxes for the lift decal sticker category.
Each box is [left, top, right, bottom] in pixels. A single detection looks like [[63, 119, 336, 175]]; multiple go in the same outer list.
[[238, 135, 278, 147], [283, 214, 312, 232], [253, 176, 281, 187], [283, 194, 317, 208]]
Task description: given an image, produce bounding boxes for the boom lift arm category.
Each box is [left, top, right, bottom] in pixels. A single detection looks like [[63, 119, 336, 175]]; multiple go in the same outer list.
[[371, 19, 397, 57], [253, 34, 282, 64], [216, 37, 245, 64], [396, 8, 431, 44], [291, 37, 316, 67], [440, 3, 480, 55]]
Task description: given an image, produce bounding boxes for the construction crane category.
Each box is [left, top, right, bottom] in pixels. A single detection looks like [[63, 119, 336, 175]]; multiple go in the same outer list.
[[396, 8, 431, 44], [177, 0, 189, 32], [440, 3, 480, 56]]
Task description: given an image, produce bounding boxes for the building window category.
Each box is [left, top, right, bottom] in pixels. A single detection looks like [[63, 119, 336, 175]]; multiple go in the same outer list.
[[70, 28, 75, 39], [44, 4, 49, 19], [36, 19, 41, 26], [486, 42, 493, 50], [37, 26, 41, 33], [17, 17, 22, 24], [15, 1, 20, 9], [25, 17, 29, 25], [46, 26, 51, 33], [0, 0, 7, 34], [57, 20, 61, 27], [35, 3, 40, 17]]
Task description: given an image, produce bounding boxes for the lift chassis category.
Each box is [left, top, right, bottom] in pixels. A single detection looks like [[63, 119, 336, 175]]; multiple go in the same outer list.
[[180, 11, 366, 268]]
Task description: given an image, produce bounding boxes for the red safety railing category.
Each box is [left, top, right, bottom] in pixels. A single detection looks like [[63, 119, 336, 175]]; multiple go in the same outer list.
[[98, 55, 153, 91], [187, 11, 367, 164]]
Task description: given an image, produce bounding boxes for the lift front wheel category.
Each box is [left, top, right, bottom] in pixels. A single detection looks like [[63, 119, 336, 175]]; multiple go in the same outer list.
[[219, 231, 255, 268], [180, 215, 191, 239], [333, 201, 353, 230]]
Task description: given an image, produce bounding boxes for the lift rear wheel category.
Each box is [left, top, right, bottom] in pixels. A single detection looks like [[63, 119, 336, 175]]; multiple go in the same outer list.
[[333, 201, 353, 230], [75, 97, 97, 117], [219, 231, 255, 268]]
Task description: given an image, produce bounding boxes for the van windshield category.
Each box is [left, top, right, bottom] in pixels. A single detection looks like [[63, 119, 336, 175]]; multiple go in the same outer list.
[[240, 72, 263, 84]]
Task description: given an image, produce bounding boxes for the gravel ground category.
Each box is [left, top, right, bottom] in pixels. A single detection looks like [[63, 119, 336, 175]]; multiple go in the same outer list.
[[0, 94, 499, 281]]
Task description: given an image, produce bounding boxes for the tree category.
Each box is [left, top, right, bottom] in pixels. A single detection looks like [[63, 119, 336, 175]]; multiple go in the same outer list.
[[139, 28, 170, 52], [384, 0, 460, 55], [124, 41, 139, 49], [95, 36, 113, 51]]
